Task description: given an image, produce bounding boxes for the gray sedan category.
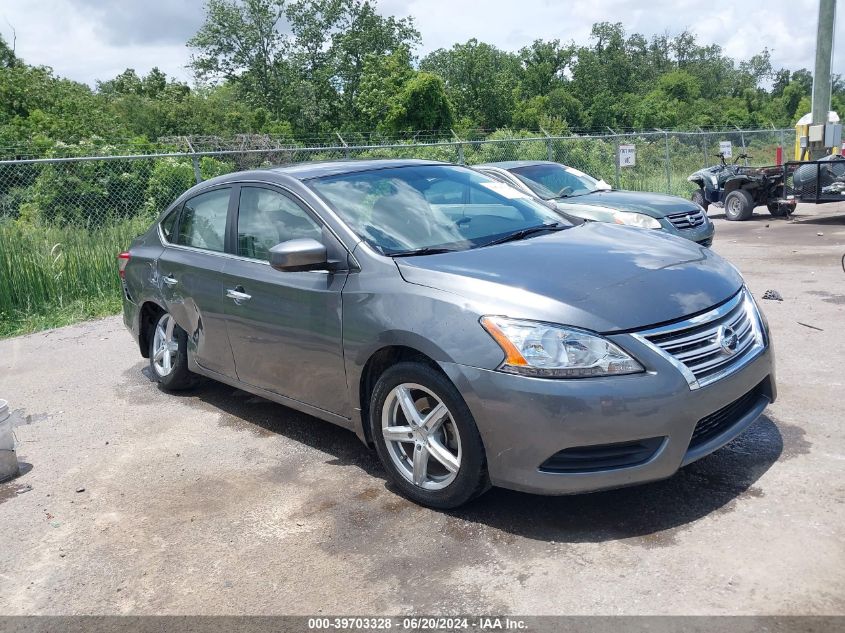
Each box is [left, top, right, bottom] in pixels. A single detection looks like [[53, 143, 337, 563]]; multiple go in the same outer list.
[[119, 159, 775, 508], [477, 161, 715, 246]]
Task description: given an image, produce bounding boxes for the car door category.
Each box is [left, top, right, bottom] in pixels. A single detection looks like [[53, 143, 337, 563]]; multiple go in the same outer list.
[[157, 186, 238, 378], [221, 184, 351, 417]]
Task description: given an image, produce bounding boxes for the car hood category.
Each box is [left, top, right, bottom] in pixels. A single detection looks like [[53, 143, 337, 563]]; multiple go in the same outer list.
[[395, 223, 742, 333], [556, 189, 699, 218]]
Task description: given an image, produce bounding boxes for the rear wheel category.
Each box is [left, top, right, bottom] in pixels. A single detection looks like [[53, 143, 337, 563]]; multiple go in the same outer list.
[[370, 362, 489, 509], [148, 312, 195, 390], [691, 188, 709, 211], [767, 201, 794, 217], [724, 189, 754, 221]]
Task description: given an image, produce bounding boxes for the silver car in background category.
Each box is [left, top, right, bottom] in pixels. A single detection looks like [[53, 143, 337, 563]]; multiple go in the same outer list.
[[119, 159, 775, 508]]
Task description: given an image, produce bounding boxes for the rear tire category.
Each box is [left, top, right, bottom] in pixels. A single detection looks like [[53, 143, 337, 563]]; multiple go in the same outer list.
[[724, 189, 754, 221], [691, 188, 709, 211], [370, 362, 489, 509], [148, 312, 196, 391], [767, 201, 794, 217]]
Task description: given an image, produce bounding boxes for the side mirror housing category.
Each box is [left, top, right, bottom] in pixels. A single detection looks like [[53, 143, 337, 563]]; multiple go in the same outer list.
[[268, 238, 331, 272]]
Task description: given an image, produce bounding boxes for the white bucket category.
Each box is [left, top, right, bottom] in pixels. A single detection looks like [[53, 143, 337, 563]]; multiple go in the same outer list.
[[0, 400, 18, 482]]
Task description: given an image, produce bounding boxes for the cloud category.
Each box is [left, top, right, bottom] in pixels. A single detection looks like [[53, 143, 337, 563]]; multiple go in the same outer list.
[[383, 0, 843, 76], [0, 0, 842, 86], [66, 0, 206, 46]]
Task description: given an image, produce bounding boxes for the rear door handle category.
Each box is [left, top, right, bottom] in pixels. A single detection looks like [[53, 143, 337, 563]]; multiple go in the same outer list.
[[226, 286, 252, 304], [162, 275, 178, 286]]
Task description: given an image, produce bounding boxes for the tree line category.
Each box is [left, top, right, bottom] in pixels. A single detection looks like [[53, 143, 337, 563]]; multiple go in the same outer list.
[[1, 0, 843, 157]]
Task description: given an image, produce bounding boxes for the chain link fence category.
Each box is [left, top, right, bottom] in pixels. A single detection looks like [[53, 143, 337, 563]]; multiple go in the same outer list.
[[0, 127, 792, 330], [0, 128, 792, 228]]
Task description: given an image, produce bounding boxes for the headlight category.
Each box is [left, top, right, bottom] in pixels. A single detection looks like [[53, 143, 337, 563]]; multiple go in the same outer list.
[[480, 316, 644, 378], [611, 211, 661, 229]]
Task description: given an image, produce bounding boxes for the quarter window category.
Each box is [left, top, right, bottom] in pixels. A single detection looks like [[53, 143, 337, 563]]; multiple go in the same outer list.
[[175, 188, 230, 252], [237, 187, 322, 260], [160, 205, 180, 241]]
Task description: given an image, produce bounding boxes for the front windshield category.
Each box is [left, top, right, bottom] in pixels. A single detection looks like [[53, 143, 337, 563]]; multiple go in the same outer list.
[[510, 164, 601, 199], [309, 165, 568, 255]]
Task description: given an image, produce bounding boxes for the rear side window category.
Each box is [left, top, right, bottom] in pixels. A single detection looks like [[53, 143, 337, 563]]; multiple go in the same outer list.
[[160, 206, 180, 242], [176, 188, 231, 252], [236, 187, 322, 260]]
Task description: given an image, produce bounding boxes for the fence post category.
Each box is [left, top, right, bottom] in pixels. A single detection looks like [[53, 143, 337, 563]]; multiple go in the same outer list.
[[451, 129, 465, 165], [736, 125, 748, 166], [662, 130, 672, 194], [698, 127, 708, 167], [541, 126, 554, 162], [191, 155, 202, 184], [336, 132, 350, 159], [607, 128, 621, 189], [184, 136, 203, 184]]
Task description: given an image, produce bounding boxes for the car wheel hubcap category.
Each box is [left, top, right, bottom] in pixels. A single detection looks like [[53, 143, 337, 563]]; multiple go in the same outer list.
[[728, 198, 740, 213], [382, 383, 461, 490], [152, 313, 178, 377]]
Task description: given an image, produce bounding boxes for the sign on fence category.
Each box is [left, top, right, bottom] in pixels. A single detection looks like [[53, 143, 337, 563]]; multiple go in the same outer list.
[[719, 140, 732, 158], [618, 144, 636, 167]]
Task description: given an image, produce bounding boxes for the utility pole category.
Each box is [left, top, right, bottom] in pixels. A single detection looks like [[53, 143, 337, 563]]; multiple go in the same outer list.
[[810, 0, 836, 158]]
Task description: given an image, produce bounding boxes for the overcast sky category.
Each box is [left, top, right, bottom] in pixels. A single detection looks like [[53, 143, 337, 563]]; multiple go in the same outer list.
[[1, 0, 841, 86]]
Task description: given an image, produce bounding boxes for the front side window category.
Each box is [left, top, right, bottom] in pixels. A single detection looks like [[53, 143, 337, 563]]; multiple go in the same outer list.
[[175, 188, 230, 252], [237, 187, 322, 260], [309, 165, 566, 255]]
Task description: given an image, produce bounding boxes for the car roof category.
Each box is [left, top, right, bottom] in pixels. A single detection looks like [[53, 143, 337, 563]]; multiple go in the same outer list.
[[477, 161, 559, 170], [266, 158, 447, 180], [178, 159, 458, 203]]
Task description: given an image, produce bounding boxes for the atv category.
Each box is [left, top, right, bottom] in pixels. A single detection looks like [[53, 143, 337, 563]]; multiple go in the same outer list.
[[687, 153, 795, 221]]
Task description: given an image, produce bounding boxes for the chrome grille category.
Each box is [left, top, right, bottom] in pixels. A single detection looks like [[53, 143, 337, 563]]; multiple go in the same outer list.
[[666, 208, 707, 230], [633, 290, 766, 390]]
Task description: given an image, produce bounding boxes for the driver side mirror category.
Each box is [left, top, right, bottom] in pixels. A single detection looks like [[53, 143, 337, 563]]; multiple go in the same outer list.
[[268, 238, 332, 272]]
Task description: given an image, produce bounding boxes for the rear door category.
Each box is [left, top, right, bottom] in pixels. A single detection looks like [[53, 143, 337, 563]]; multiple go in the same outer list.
[[158, 186, 237, 378], [221, 185, 351, 417]]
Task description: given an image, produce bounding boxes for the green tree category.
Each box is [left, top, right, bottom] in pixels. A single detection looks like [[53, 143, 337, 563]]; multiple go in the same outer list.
[[354, 47, 414, 131], [421, 39, 521, 129], [386, 72, 453, 132], [0, 35, 17, 68], [519, 39, 572, 97], [331, 0, 419, 119], [188, 0, 290, 116]]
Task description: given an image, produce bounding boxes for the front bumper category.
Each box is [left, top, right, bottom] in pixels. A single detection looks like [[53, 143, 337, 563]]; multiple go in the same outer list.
[[440, 336, 775, 495]]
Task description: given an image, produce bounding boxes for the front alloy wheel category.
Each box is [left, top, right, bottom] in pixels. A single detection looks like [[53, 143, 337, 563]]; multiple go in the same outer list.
[[370, 362, 489, 508], [382, 383, 462, 490]]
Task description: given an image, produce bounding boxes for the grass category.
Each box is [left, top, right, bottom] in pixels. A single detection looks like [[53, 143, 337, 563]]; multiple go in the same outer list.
[[0, 218, 148, 338]]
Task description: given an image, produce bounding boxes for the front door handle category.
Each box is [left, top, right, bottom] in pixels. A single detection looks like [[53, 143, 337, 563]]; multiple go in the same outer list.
[[162, 275, 178, 287], [226, 286, 252, 304]]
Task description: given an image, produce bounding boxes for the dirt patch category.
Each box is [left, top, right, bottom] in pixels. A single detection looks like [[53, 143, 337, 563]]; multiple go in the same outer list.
[[806, 290, 845, 305]]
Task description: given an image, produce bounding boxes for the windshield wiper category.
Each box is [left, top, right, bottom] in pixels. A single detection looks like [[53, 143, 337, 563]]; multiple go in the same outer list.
[[557, 190, 599, 199], [390, 246, 459, 258], [483, 222, 566, 247]]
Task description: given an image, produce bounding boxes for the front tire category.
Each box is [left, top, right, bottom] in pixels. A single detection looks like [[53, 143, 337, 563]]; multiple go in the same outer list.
[[370, 362, 489, 509], [724, 189, 754, 221], [148, 312, 195, 391], [691, 188, 709, 211]]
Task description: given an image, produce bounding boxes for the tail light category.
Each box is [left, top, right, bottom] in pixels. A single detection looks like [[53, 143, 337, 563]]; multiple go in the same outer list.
[[117, 251, 130, 279]]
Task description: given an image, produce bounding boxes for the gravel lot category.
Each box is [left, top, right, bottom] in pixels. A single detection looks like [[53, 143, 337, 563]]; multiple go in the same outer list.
[[1, 203, 843, 616]]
